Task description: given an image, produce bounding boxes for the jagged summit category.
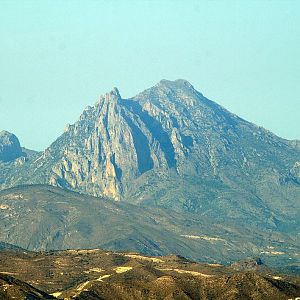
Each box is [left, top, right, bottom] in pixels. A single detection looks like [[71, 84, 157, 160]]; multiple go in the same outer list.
[[95, 79, 198, 108], [94, 87, 122, 108], [154, 79, 200, 96], [105, 87, 121, 99], [111, 87, 121, 97]]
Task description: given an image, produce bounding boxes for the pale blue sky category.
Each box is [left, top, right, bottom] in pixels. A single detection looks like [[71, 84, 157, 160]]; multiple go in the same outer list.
[[1, 0, 299, 150]]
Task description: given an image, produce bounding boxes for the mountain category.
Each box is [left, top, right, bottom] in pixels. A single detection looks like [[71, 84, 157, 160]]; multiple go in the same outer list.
[[1, 80, 300, 206], [1, 246, 300, 300], [1, 79, 300, 266]]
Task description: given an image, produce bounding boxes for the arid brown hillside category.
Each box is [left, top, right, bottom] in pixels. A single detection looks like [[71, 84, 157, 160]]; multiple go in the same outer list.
[[1, 185, 299, 268], [1, 247, 300, 300]]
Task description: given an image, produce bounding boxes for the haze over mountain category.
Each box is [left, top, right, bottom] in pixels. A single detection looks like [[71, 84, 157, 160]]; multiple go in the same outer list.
[[2, 184, 300, 269], [0, 79, 300, 268]]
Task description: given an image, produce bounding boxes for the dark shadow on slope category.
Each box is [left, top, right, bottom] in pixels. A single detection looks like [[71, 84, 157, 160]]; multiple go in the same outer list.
[[121, 109, 154, 174], [123, 100, 176, 168]]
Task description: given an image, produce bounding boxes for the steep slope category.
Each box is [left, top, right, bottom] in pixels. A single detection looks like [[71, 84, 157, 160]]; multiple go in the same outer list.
[[1, 247, 300, 300], [1, 80, 299, 224]]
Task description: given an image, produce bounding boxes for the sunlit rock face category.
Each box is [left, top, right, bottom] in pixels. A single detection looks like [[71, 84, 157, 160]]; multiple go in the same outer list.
[[0, 131, 23, 162]]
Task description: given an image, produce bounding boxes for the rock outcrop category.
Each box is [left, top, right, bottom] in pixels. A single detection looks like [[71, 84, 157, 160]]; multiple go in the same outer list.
[[0, 131, 24, 162], [1, 80, 300, 267], [1, 246, 300, 300]]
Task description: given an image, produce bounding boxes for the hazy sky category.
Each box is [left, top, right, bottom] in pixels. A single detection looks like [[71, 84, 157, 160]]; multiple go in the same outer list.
[[1, 1, 299, 151]]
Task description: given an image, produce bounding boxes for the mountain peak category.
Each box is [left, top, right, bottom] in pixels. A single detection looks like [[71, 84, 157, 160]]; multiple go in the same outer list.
[[157, 78, 194, 89], [106, 87, 121, 99], [0, 131, 24, 162], [100, 87, 122, 103], [94, 87, 122, 107], [110, 87, 121, 98]]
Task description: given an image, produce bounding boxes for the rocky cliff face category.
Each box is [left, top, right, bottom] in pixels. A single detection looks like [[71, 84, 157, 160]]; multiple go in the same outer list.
[[1, 80, 300, 221]]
